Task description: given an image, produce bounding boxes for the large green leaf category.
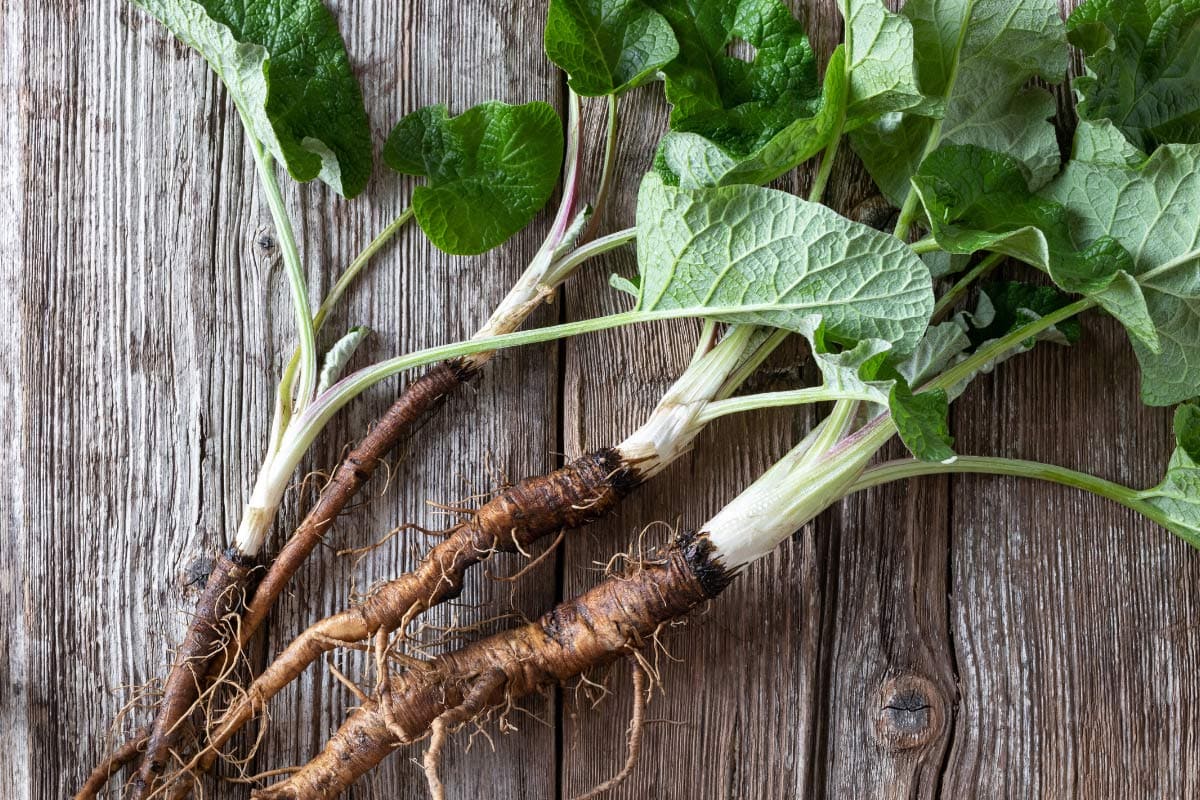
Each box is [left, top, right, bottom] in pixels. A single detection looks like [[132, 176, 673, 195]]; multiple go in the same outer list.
[[911, 144, 1156, 349], [1044, 141, 1200, 405], [657, 47, 847, 188], [849, 0, 1067, 208], [634, 173, 934, 353], [1068, 0, 1200, 152], [838, 0, 926, 125], [544, 0, 679, 96], [132, 0, 373, 197], [650, 0, 818, 152], [383, 102, 564, 256], [1140, 403, 1200, 547]]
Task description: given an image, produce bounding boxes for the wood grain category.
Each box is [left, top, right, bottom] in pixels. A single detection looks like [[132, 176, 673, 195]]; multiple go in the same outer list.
[[4, 0, 1199, 799]]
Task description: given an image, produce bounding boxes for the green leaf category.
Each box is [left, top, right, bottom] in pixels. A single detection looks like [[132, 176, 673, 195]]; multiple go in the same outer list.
[[962, 281, 1083, 349], [657, 46, 847, 188], [897, 321, 972, 387], [317, 326, 370, 394], [849, 0, 1067, 207], [1140, 402, 1200, 547], [810, 335, 896, 406], [649, 0, 835, 186], [1044, 142, 1200, 405], [838, 0, 927, 125], [132, 0, 373, 197], [1068, 0, 1200, 152], [544, 0, 679, 96], [889, 381, 955, 463], [384, 102, 564, 256], [910, 144, 1157, 350], [634, 173, 935, 353]]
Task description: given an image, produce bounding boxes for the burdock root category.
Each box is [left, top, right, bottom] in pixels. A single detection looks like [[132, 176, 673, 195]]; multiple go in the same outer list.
[[253, 531, 733, 799], [200, 447, 643, 764], [100, 360, 471, 800], [130, 547, 258, 798]]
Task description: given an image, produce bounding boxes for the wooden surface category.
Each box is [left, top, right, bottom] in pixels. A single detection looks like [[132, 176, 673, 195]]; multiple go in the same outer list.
[[4, 1, 1197, 798]]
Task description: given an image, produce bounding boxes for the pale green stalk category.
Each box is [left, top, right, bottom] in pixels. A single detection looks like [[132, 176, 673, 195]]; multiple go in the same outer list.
[[268, 208, 415, 454], [849, 455, 1145, 507], [696, 387, 879, 424], [247, 140, 318, 416]]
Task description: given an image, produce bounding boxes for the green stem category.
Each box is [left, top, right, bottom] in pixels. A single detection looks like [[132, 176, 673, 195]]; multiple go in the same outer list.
[[909, 237, 941, 255], [932, 251, 1004, 320], [797, 397, 858, 470], [315, 209, 414, 331], [542, 226, 635, 288], [848, 455, 1154, 515], [697, 387, 878, 424], [267, 208, 415, 454], [691, 319, 719, 366], [715, 328, 791, 400], [893, 183, 925, 241], [807, 128, 842, 204], [892, 1, 973, 241], [269, 306, 801, 494], [926, 297, 1095, 394], [248, 140, 317, 414], [581, 94, 620, 244]]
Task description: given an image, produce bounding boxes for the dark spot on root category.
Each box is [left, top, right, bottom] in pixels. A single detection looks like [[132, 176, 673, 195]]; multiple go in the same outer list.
[[443, 357, 479, 385], [677, 531, 735, 599], [222, 546, 258, 570], [594, 447, 643, 497]]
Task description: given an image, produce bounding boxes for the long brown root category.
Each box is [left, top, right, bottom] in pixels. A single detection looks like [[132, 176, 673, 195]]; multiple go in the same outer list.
[[252, 531, 732, 799], [237, 360, 472, 645], [199, 447, 641, 769], [87, 361, 471, 799], [131, 548, 259, 799], [74, 727, 148, 800]]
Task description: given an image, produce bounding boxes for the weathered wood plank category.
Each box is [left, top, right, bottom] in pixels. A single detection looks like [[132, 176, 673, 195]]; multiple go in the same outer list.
[[4, 1, 559, 798], [556, 2, 845, 796], [8, 0, 1200, 798]]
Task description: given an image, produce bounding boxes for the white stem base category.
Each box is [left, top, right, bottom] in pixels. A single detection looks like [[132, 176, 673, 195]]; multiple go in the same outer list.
[[617, 327, 755, 479]]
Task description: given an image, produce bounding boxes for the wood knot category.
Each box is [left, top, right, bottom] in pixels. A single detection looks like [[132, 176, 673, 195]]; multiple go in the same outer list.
[[255, 229, 278, 255], [872, 674, 945, 751]]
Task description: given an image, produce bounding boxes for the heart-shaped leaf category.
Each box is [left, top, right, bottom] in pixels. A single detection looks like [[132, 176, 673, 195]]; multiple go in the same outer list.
[[544, 0, 679, 96], [384, 102, 564, 256]]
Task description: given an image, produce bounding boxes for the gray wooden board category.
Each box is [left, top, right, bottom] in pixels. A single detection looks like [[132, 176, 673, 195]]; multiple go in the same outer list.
[[2, 1, 1197, 798]]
